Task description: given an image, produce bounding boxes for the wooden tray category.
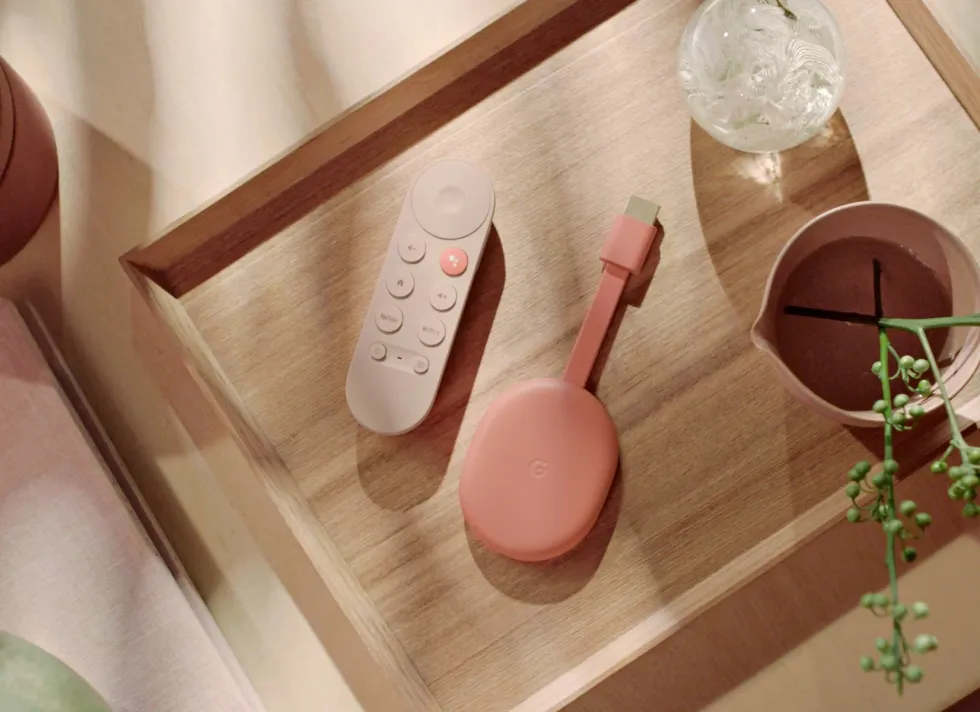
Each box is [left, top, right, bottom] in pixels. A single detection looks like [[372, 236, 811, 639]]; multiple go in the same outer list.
[[123, 0, 980, 710]]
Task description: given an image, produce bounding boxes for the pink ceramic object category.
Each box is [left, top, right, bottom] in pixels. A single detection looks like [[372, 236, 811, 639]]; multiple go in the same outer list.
[[752, 202, 980, 427], [0, 57, 58, 264]]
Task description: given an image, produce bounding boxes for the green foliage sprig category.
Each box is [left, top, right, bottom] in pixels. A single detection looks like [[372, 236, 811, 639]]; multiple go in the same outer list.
[[844, 312, 980, 693]]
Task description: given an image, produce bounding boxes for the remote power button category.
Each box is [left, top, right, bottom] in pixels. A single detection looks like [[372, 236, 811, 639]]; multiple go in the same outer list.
[[412, 356, 429, 374], [369, 343, 387, 361]]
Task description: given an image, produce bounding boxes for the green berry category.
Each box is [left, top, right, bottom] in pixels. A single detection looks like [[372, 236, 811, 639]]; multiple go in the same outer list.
[[902, 547, 917, 563], [913, 358, 929, 374], [913, 634, 938, 653], [964, 503, 980, 518], [872, 471, 888, 488], [883, 460, 899, 475], [854, 461, 872, 476], [892, 604, 907, 621], [917, 380, 933, 395], [845, 483, 861, 499], [871, 361, 883, 375], [847, 468, 863, 482], [912, 601, 929, 619], [931, 460, 948, 474], [900, 500, 916, 515], [880, 653, 899, 671], [915, 512, 932, 528], [860, 655, 875, 671], [963, 474, 980, 489], [906, 665, 924, 683], [969, 449, 980, 465], [910, 405, 926, 418], [950, 465, 967, 480], [846, 508, 862, 523], [899, 355, 915, 369], [885, 519, 903, 535], [860, 593, 875, 608], [950, 484, 965, 500], [872, 593, 889, 608], [892, 411, 907, 425], [893, 394, 910, 408], [875, 637, 889, 652], [873, 400, 888, 413]]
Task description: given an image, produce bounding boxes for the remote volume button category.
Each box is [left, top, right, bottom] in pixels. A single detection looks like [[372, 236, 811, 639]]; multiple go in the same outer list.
[[398, 235, 426, 263], [412, 356, 429, 374], [440, 248, 468, 277], [387, 269, 414, 298], [369, 343, 387, 361], [429, 284, 457, 311], [418, 318, 446, 347], [376, 305, 403, 333]]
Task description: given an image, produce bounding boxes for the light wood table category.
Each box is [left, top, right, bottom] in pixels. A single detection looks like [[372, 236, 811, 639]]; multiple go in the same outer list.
[[2, 0, 980, 711]]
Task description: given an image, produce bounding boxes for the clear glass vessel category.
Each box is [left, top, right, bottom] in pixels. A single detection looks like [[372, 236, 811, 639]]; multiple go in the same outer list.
[[679, 0, 845, 153]]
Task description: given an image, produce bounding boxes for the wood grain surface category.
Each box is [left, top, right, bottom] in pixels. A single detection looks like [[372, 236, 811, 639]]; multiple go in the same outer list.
[[135, 0, 980, 709], [888, 0, 980, 128]]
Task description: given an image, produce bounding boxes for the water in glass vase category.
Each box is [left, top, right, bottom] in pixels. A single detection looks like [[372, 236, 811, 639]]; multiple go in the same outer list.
[[679, 0, 845, 153]]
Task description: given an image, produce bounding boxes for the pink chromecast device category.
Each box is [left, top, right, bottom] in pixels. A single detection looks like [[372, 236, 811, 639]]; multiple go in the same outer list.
[[460, 197, 661, 562]]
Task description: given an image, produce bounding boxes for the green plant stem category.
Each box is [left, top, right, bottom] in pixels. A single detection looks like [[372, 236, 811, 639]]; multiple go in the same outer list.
[[774, 0, 797, 20], [881, 315, 980, 331], [876, 328, 904, 695]]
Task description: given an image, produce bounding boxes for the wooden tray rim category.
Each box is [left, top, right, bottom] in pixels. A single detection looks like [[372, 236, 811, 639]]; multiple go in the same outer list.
[[120, 1, 980, 710]]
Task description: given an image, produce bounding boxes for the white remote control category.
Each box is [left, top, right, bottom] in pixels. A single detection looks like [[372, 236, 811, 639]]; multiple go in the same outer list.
[[346, 159, 495, 434]]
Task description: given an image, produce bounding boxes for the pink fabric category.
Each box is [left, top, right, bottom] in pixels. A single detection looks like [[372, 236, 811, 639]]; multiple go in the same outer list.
[[0, 301, 254, 712]]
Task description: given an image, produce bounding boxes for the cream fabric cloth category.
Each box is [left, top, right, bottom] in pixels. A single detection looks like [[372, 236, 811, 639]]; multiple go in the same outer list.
[[0, 301, 254, 712]]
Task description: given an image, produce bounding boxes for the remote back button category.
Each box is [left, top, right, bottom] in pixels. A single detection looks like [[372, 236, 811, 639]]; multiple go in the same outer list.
[[398, 235, 426, 263]]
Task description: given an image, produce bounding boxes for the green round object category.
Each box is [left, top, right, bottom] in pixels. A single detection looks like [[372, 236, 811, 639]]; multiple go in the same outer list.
[[884, 519, 903, 535], [872, 594, 889, 608], [846, 508, 861, 523], [845, 483, 860, 499], [854, 461, 872, 476], [906, 665, 924, 683], [859, 655, 874, 671], [893, 394, 910, 408], [912, 601, 930, 619], [912, 359, 929, 374], [917, 380, 932, 395], [872, 400, 887, 414], [875, 637, 889, 652], [900, 500, 916, 516], [879, 653, 899, 672], [899, 355, 915, 370], [0, 632, 112, 712], [930, 461, 948, 474], [860, 593, 875, 608], [915, 512, 932, 528], [901, 547, 917, 563], [883, 459, 899, 475]]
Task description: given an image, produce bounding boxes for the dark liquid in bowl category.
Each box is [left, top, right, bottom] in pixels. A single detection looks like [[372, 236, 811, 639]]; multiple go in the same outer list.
[[775, 238, 951, 412]]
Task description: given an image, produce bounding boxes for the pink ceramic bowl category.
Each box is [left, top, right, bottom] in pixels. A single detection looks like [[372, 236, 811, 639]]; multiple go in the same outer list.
[[751, 202, 980, 427]]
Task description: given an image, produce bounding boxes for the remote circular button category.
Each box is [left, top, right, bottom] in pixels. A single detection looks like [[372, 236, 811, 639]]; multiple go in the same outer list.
[[429, 283, 457, 311], [418, 318, 446, 347], [387, 269, 414, 299], [398, 235, 426, 263], [410, 160, 492, 239], [412, 356, 430, 375], [375, 305, 403, 333], [440, 248, 468, 277], [369, 343, 387, 361]]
